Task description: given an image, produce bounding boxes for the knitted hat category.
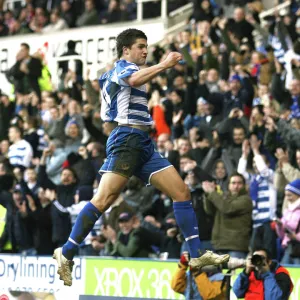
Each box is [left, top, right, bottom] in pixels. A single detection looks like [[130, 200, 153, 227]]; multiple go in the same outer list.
[[285, 179, 300, 196]]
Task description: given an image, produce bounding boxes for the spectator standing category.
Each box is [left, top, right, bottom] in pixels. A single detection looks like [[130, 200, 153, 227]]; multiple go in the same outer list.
[[24, 167, 40, 197], [238, 136, 277, 258], [1, 186, 36, 255], [276, 179, 300, 265], [50, 185, 99, 256], [6, 43, 42, 101], [0, 94, 15, 141], [26, 191, 55, 255], [41, 140, 67, 185], [203, 173, 252, 258], [275, 148, 300, 213], [58, 40, 83, 89], [38, 150, 78, 247], [8, 125, 33, 170], [184, 163, 214, 251]]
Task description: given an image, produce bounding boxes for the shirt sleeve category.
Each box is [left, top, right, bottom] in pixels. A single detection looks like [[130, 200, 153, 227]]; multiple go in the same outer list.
[[116, 61, 139, 82]]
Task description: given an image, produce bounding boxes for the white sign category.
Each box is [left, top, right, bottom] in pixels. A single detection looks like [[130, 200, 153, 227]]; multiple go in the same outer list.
[[0, 21, 165, 95], [0, 255, 85, 299]]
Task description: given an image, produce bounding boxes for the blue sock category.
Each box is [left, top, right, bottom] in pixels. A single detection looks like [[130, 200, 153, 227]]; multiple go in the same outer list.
[[62, 202, 101, 260], [173, 200, 201, 258]]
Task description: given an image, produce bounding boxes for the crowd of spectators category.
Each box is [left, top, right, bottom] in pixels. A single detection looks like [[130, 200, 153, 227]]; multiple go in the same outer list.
[[0, 0, 189, 37], [0, 0, 300, 269]]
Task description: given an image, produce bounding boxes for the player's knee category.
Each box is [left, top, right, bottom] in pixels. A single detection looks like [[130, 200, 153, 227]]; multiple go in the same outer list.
[[91, 190, 119, 212], [174, 183, 191, 202], [182, 184, 191, 200]]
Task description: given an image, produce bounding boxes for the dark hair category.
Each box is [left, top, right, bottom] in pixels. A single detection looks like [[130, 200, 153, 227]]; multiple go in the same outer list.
[[116, 28, 147, 58], [9, 125, 23, 137], [253, 104, 264, 116], [0, 174, 15, 191], [180, 153, 193, 160], [26, 116, 39, 129], [233, 126, 246, 133], [229, 172, 245, 186], [293, 40, 300, 55], [178, 135, 190, 142], [253, 247, 272, 261], [61, 167, 78, 182], [21, 43, 30, 51]]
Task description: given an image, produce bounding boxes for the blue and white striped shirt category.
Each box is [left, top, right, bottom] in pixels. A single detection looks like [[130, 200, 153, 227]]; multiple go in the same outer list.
[[238, 155, 277, 228], [99, 60, 153, 126], [8, 139, 33, 168]]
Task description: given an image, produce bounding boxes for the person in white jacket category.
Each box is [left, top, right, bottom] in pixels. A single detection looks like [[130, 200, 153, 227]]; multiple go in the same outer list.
[[238, 134, 277, 258]]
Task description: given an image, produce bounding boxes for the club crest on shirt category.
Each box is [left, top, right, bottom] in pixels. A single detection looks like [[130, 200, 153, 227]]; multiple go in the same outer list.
[[120, 163, 130, 170]]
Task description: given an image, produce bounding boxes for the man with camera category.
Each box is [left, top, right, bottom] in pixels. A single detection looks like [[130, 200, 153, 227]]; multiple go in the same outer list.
[[233, 248, 293, 300]]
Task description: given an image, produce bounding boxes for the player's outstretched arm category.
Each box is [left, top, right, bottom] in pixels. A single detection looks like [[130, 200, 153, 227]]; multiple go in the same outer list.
[[126, 52, 183, 87]]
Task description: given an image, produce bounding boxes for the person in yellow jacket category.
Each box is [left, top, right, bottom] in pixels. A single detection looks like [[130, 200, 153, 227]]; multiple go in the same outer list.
[[171, 251, 227, 300], [0, 203, 12, 251]]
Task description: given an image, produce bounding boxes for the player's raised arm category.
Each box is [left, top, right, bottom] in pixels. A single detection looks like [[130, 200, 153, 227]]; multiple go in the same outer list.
[[126, 52, 183, 88]]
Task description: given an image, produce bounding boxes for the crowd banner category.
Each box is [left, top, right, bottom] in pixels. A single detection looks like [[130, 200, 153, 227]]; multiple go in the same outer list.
[[0, 20, 165, 95], [1, 255, 300, 299]]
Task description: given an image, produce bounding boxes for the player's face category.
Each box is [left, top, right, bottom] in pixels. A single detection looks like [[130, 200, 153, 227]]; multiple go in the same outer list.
[[125, 38, 148, 66]]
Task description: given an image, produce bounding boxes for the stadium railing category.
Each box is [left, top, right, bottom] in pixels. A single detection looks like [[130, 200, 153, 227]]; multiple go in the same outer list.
[[259, 0, 291, 20], [3, 0, 25, 10]]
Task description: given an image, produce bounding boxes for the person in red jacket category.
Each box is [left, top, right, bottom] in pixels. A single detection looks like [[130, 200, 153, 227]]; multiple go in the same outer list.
[[233, 248, 293, 300]]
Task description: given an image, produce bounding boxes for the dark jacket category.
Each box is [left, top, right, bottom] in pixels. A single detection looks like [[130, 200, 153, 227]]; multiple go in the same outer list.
[[7, 57, 42, 99], [191, 185, 214, 241], [24, 130, 40, 158], [0, 101, 14, 140], [38, 165, 77, 245], [106, 227, 154, 258], [204, 189, 252, 252], [0, 191, 35, 252], [233, 261, 293, 300], [30, 203, 55, 255], [66, 153, 96, 186]]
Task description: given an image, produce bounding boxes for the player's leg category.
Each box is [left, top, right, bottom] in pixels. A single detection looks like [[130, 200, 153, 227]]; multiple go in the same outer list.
[[53, 172, 128, 286], [150, 166, 230, 268], [54, 173, 127, 286], [53, 126, 142, 286], [63, 172, 128, 259]]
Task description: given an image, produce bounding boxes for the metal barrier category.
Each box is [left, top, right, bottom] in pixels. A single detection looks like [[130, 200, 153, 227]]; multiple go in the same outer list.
[[136, 0, 168, 21], [136, 0, 193, 22], [3, 0, 25, 10], [259, 0, 291, 20], [169, 2, 193, 18]]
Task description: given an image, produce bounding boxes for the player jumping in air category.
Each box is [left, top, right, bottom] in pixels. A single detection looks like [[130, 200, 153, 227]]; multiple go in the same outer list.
[[53, 28, 230, 286]]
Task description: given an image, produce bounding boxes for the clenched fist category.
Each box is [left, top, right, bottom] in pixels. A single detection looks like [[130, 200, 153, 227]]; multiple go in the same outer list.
[[162, 52, 183, 68]]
